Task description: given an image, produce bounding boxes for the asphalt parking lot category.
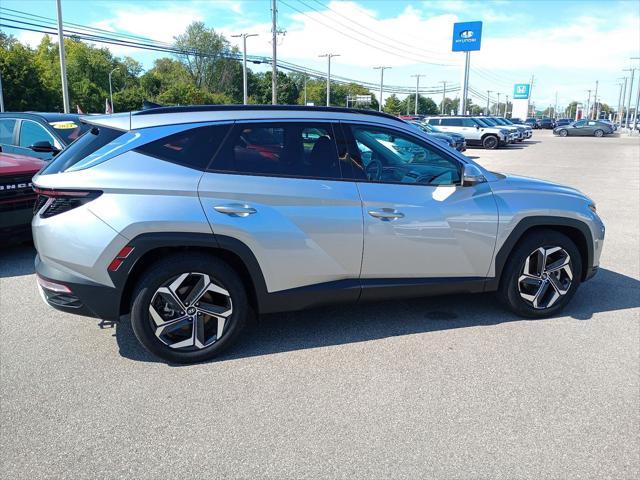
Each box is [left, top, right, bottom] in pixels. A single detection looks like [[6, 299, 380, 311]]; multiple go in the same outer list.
[[1, 130, 638, 479]]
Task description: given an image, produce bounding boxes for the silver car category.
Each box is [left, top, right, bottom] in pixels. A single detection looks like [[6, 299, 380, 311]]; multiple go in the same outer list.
[[32, 105, 605, 363]]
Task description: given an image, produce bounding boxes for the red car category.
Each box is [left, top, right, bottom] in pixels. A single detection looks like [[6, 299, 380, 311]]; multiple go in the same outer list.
[[0, 151, 45, 238]]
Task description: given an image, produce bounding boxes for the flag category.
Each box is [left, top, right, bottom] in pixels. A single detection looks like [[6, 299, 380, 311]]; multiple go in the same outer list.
[[76, 105, 84, 114]]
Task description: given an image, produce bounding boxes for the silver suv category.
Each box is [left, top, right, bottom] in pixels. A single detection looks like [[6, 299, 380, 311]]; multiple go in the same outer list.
[[32, 106, 605, 363], [425, 116, 512, 149]]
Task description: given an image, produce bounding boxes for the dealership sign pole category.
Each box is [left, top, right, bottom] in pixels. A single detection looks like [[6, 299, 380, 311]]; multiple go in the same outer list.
[[452, 21, 482, 115]]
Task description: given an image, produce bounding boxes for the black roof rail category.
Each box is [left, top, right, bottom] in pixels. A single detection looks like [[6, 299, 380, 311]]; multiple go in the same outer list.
[[132, 104, 402, 122]]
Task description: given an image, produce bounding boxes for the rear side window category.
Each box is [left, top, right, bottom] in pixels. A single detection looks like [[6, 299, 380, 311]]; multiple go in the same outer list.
[[210, 122, 342, 180], [135, 125, 231, 170], [42, 126, 123, 174], [0, 119, 16, 145], [440, 118, 461, 126]]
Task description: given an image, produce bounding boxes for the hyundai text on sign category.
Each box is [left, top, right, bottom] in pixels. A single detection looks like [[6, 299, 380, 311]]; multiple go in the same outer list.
[[452, 21, 483, 51]]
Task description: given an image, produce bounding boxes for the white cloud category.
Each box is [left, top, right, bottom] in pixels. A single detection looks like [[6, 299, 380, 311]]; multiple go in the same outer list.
[[17, 31, 45, 48]]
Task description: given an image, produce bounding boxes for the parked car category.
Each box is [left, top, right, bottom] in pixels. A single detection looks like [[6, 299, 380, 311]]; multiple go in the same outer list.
[[475, 117, 521, 142], [485, 117, 527, 141], [32, 105, 605, 363], [493, 117, 533, 139], [555, 118, 572, 127], [538, 118, 556, 129], [0, 151, 45, 239], [408, 120, 466, 151], [553, 119, 614, 137], [0, 112, 90, 161], [525, 118, 540, 129], [424, 116, 510, 149]]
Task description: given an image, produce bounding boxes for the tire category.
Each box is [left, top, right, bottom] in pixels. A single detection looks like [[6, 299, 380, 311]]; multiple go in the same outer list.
[[558, 129, 568, 137], [130, 253, 249, 363], [594, 129, 604, 137], [498, 230, 582, 318], [482, 135, 499, 149]]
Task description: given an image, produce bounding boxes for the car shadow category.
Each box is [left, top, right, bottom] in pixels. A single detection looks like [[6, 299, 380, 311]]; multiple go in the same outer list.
[[112, 267, 640, 365], [0, 243, 35, 278]]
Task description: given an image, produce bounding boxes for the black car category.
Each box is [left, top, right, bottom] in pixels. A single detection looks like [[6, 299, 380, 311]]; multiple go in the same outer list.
[[538, 118, 556, 129], [555, 118, 572, 127], [524, 118, 540, 129], [0, 112, 90, 161]]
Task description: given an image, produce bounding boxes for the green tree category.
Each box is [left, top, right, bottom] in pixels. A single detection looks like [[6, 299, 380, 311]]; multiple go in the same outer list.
[[384, 94, 402, 115], [400, 95, 439, 115]]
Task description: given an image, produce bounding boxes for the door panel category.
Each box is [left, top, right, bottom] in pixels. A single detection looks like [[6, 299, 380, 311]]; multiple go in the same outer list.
[[199, 173, 363, 292], [358, 182, 498, 278]]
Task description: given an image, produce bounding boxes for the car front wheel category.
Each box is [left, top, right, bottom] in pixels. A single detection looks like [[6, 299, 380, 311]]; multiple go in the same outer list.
[[130, 254, 249, 363], [594, 129, 604, 137], [499, 230, 582, 318], [482, 135, 499, 149], [558, 129, 568, 137]]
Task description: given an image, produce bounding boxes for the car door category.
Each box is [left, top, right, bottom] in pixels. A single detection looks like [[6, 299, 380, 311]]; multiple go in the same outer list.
[[341, 122, 498, 289], [198, 120, 364, 295], [571, 120, 588, 136], [15, 119, 61, 160]]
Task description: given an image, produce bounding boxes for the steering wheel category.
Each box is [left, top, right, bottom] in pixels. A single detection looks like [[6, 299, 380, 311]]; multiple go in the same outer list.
[[365, 159, 383, 181]]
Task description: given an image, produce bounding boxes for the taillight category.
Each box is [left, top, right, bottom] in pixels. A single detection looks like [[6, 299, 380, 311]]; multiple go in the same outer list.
[[33, 188, 102, 218], [108, 245, 135, 272]]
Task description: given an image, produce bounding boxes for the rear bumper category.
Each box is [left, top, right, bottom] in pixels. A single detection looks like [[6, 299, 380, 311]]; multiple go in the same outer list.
[[35, 254, 121, 320]]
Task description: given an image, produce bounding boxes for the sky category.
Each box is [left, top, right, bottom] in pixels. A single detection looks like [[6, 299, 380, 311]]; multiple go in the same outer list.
[[2, 0, 640, 110]]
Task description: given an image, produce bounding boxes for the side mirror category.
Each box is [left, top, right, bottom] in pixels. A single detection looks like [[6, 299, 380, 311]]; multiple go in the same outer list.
[[475, 124, 480, 130], [29, 141, 59, 154], [462, 163, 486, 186]]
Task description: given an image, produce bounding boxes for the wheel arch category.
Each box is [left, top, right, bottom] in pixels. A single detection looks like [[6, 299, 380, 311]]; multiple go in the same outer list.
[[114, 233, 268, 316], [489, 216, 593, 290]]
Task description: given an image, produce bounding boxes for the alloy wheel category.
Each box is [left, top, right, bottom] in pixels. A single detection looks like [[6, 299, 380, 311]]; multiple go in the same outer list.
[[518, 247, 573, 310], [148, 272, 233, 350]]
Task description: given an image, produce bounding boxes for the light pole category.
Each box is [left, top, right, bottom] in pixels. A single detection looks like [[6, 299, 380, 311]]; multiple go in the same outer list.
[[373, 66, 391, 112], [410, 74, 425, 115], [271, 0, 278, 104], [0, 71, 4, 112], [303, 75, 308, 105], [623, 68, 635, 128], [56, 0, 70, 113], [232, 33, 258, 105], [319, 53, 340, 106], [585, 89, 592, 121], [632, 58, 640, 131], [496, 92, 501, 115], [592, 80, 599, 119], [486, 90, 492, 115], [504, 95, 509, 117], [108, 67, 119, 114], [616, 78, 625, 124], [439, 80, 447, 114]]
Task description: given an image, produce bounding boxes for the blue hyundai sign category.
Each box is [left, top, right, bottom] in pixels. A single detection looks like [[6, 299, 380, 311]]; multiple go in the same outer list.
[[513, 84, 531, 99], [452, 21, 483, 51]]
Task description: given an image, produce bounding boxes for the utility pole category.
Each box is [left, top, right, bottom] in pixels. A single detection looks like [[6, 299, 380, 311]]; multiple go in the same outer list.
[[585, 89, 592, 121], [632, 58, 640, 131], [319, 53, 339, 106], [303, 75, 308, 105], [592, 80, 599, 119], [486, 90, 492, 115], [624, 67, 635, 128], [496, 92, 501, 115], [620, 76, 628, 124], [56, 0, 70, 113], [528, 74, 535, 118], [373, 66, 391, 112], [616, 79, 625, 124], [232, 33, 258, 105], [504, 95, 509, 117], [0, 71, 4, 112], [439, 81, 447, 114], [410, 74, 425, 115], [271, 0, 278, 104], [554, 91, 558, 119], [108, 67, 118, 114]]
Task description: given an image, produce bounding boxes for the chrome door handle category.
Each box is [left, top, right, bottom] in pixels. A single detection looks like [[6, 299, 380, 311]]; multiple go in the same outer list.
[[368, 208, 405, 221], [214, 204, 257, 217]]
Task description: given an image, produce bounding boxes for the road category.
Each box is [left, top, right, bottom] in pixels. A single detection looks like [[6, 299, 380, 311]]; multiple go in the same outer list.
[[1, 130, 638, 479]]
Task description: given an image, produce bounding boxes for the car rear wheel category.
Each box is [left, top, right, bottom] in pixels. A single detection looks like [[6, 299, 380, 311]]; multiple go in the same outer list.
[[558, 129, 568, 137], [130, 253, 249, 363], [594, 129, 604, 137], [498, 230, 582, 318], [482, 135, 499, 149]]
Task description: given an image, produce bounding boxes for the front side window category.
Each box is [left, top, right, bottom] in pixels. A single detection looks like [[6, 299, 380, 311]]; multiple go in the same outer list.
[[0, 119, 16, 145], [462, 118, 478, 127], [211, 122, 341, 179], [19, 120, 56, 148], [346, 125, 461, 186], [440, 118, 462, 127], [574, 120, 587, 127]]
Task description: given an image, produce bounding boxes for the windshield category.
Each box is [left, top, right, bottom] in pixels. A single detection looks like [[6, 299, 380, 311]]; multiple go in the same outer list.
[[474, 118, 491, 127], [480, 117, 499, 126], [48, 121, 92, 145]]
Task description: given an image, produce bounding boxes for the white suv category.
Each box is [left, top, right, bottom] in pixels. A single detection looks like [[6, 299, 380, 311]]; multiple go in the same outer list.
[[425, 116, 511, 149]]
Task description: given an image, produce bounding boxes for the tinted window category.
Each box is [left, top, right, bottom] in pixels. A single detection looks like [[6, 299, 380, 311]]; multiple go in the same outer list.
[[0, 119, 16, 145], [136, 125, 230, 170], [462, 118, 477, 127], [19, 120, 55, 147], [425, 118, 440, 125], [42, 126, 124, 174], [574, 120, 587, 127], [347, 125, 460, 186], [440, 118, 462, 126], [48, 120, 92, 145], [211, 123, 341, 179]]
